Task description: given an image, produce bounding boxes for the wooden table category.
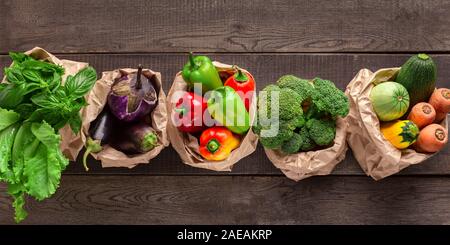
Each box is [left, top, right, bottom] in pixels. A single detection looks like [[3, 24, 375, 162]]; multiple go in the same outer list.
[[1, 0, 450, 225]]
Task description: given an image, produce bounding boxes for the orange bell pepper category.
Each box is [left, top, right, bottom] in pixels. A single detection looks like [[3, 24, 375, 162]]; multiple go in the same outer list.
[[199, 126, 240, 161]]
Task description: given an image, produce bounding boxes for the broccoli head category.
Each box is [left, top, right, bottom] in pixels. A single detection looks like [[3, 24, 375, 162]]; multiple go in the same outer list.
[[277, 75, 314, 102], [255, 76, 344, 152], [258, 123, 294, 149], [281, 132, 302, 154], [310, 78, 349, 118], [306, 118, 336, 146]]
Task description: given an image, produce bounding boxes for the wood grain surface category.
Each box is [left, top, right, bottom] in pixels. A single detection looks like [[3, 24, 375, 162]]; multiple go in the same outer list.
[[1, 176, 450, 225], [1, 0, 450, 225], [2, 0, 450, 53]]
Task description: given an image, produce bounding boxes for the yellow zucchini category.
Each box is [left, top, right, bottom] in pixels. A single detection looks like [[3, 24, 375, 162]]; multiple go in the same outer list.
[[380, 120, 419, 149]]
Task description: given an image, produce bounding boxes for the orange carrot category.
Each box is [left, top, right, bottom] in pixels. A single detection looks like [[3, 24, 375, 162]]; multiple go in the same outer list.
[[429, 88, 450, 122], [415, 124, 448, 153], [407, 102, 436, 129]]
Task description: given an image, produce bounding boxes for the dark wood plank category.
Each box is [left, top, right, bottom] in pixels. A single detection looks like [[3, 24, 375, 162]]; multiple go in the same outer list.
[[1, 175, 450, 224], [0, 53, 449, 175], [3, 0, 450, 53]]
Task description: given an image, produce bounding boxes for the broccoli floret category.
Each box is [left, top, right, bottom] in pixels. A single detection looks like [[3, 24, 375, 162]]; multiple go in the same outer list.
[[298, 127, 316, 151], [306, 118, 336, 146], [281, 132, 302, 154], [258, 85, 302, 121], [258, 123, 294, 149], [279, 88, 302, 120], [285, 115, 305, 130], [281, 126, 317, 153], [310, 78, 349, 118], [277, 75, 314, 102]]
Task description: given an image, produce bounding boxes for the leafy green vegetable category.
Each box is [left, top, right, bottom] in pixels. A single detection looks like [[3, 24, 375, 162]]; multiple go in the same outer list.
[[12, 123, 33, 182], [8, 183, 27, 222], [0, 108, 20, 130], [23, 122, 68, 200], [0, 52, 97, 222], [0, 124, 19, 180]]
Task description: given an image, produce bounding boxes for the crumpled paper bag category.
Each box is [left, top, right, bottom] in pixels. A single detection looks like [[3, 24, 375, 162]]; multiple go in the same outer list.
[[167, 61, 258, 171], [1, 47, 88, 161], [78, 68, 169, 168], [264, 117, 348, 181], [346, 68, 448, 180]]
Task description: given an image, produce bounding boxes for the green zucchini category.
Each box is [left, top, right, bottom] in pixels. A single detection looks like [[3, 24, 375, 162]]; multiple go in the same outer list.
[[395, 53, 437, 113]]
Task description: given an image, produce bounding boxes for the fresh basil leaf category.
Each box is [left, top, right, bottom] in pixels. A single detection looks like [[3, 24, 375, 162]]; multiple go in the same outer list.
[[26, 108, 68, 130], [5, 67, 25, 85], [64, 67, 97, 99], [23, 122, 67, 201], [9, 52, 31, 65], [54, 87, 67, 99], [0, 84, 26, 109], [31, 93, 60, 109], [69, 113, 82, 134], [26, 108, 54, 123], [49, 72, 62, 92], [0, 108, 20, 131], [14, 104, 36, 119], [53, 119, 68, 131], [22, 69, 44, 84], [21, 59, 64, 75]]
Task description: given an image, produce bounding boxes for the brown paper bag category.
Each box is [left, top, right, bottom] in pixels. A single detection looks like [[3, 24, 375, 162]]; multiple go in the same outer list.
[[1, 47, 88, 161], [264, 117, 348, 181], [78, 68, 169, 168], [167, 62, 258, 171], [346, 68, 449, 180]]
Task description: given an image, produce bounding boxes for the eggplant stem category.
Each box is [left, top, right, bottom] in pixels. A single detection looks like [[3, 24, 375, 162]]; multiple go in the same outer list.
[[82, 148, 92, 172], [136, 64, 143, 89], [83, 138, 103, 172]]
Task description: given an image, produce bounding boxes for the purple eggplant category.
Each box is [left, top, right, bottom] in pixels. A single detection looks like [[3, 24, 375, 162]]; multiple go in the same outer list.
[[108, 65, 158, 122], [110, 122, 158, 155], [83, 108, 118, 171]]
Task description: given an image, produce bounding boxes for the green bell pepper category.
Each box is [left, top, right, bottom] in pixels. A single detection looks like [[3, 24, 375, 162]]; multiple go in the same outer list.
[[182, 53, 223, 94], [207, 86, 250, 135]]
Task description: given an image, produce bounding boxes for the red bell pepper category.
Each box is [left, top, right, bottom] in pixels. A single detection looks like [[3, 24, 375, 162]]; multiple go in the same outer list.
[[199, 127, 240, 161], [172, 91, 207, 133], [224, 66, 256, 111]]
